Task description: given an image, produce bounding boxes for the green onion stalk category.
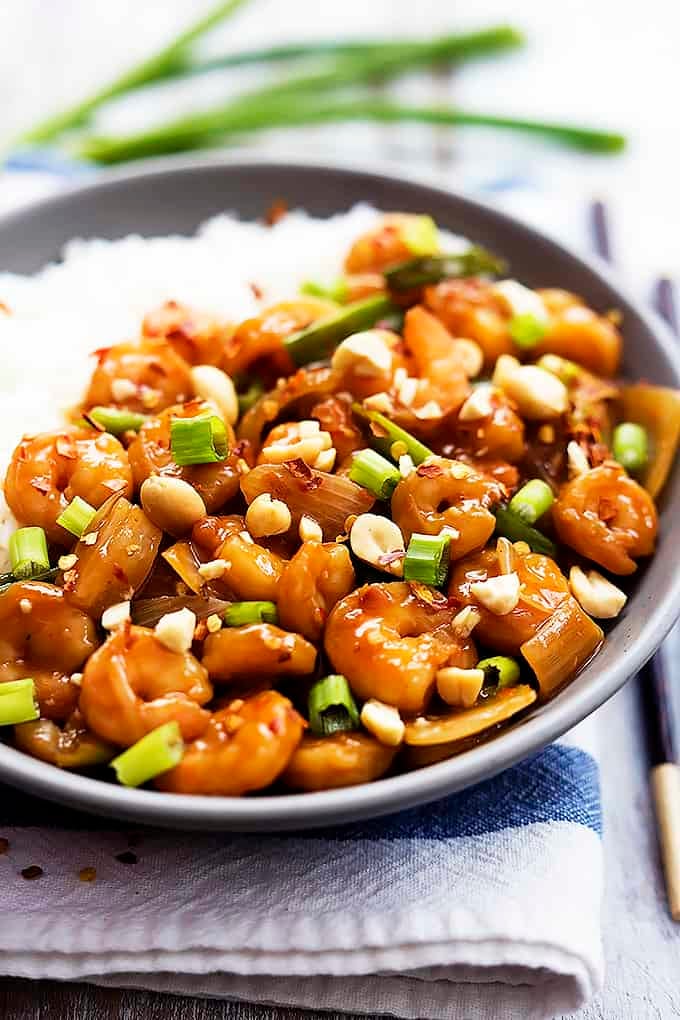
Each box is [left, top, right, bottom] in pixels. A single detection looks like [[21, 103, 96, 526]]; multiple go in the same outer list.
[[349, 449, 402, 500], [223, 601, 278, 626], [308, 675, 360, 736], [0, 678, 39, 726]]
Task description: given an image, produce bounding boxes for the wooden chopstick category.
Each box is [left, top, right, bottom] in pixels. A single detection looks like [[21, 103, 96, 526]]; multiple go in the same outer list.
[[588, 199, 680, 921]]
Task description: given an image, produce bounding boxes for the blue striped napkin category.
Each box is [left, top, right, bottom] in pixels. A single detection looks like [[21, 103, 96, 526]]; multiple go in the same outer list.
[[0, 161, 604, 1020]]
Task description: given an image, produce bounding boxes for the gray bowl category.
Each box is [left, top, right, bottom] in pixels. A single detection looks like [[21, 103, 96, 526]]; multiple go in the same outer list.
[[0, 158, 678, 831]]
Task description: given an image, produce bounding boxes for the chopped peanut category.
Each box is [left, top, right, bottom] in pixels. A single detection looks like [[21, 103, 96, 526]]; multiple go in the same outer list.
[[470, 573, 521, 615], [569, 565, 627, 619], [154, 607, 196, 653], [436, 666, 485, 708], [101, 601, 131, 631], [350, 513, 405, 575], [245, 492, 292, 537], [360, 699, 405, 746]]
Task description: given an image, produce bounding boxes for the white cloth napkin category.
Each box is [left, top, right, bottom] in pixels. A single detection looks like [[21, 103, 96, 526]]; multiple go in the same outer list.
[[0, 167, 604, 1019]]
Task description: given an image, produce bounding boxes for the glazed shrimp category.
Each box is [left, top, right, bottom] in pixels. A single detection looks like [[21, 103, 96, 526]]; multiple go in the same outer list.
[[278, 542, 356, 642], [0, 581, 98, 721], [155, 690, 305, 795], [79, 625, 212, 747], [221, 298, 334, 382], [454, 388, 526, 464], [85, 337, 193, 414], [344, 214, 437, 273], [127, 400, 244, 513], [282, 732, 396, 791], [65, 494, 162, 618], [324, 581, 477, 714], [449, 546, 571, 654], [391, 456, 504, 558], [534, 289, 622, 378], [191, 514, 286, 602], [552, 463, 657, 574], [395, 306, 471, 429], [311, 395, 365, 463], [423, 277, 515, 367], [4, 427, 133, 544], [142, 300, 233, 366], [202, 624, 317, 683]]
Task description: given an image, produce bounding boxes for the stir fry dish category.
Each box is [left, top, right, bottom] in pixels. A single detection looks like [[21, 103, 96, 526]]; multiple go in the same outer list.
[[1, 212, 678, 797]]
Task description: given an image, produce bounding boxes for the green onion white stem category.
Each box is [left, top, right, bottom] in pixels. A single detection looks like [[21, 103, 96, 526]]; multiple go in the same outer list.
[[403, 532, 451, 587], [508, 479, 554, 524], [110, 721, 184, 787], [308, 675, 360, 736], [56, 496, 97, 538], [0, 678, 39, 726], [223, 601, 278, 626], [352, 405, 434, 465], [349, 449, 402, 500], [170, 414, 228, 466], [89, 406, 147, 435], [9, 527, 50, 580], [612, 422, 648, 473]]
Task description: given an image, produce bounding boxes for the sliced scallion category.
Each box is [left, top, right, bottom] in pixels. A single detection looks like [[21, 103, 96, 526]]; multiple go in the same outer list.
[[89, 406, 147, 435], [508, 312, 547, 349], [308, 674, 360, 736], [536, 354, 581, 384], [110, 721, 184, 787], [9, 527, 50, 580], [612, 422, 648, 473], [0, 678, 39, 726], [352, 404, 434, 465], [384, 246, 506, 292], [403, 532, 451, 587], [477, 656, 521, 693], [284, 294, 395, 366], [56, 496, 97, 538], [349, 448, 401, 499], [237, 380, 264, 415], [300, 278, 349, 303], [507, 479, 554, 525], [402, 215, 439, 256], [170, 413, 228, 466], [223, 600, 278, 626], [494, 507, 556, 557]]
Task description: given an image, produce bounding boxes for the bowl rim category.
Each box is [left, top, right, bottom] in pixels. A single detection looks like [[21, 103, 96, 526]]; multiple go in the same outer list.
[[1, 154, 679, 831]]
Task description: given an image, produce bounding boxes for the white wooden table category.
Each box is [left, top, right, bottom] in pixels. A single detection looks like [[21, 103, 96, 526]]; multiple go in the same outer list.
[[1, 1, 679, 1016]]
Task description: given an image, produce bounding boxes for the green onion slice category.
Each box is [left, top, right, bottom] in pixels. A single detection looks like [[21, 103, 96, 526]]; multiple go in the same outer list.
[[300, 278, 349, 303], [284, 294, 395, 366], [170, 413, 228, 466], [403, 532, 451, 587], [56, 496, 97, 538], [0, 678, 39, 726], [612, 422, 648, 473], [9, 527, 50, 580], [237, 380, 265, 415], [536, 354, 581, 384], [352, 404, 434, 465], [308, 675, 360, 736], [223, 601, 278, 627], [494, 506, 556, 557], [110, 721, 184, 787], [402, 214, 440, 256], [384, 246, 506, 292], [477, 656, 521, 695], [507, 479, 554, 525], [508, 312, 547, 349], [88, 406, 147, 435], [349, 448, 401, 499]]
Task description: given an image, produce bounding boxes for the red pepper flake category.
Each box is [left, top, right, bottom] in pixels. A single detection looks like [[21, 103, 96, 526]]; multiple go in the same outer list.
[[82, 411, 106, 433], [30, 477, 52, 494], [598, 498, 617, 523], [409, 581, 448, 607], [115, 851, 138, 865], [378, 549, 405, 566], [368, 421, 389, 440], [112, 563, 129, 584], [0, 837, 9, 854], [249, 282, 264, 300], [79, 866, 97, 883], [263, 198, 289, 226], [91, 345, 113, 363], [21, 865, 43, 880], [269, 714, 284, 735], [56, 435, 77, 459], [285, 457, 322, 491], [416, 463, 443, 478]]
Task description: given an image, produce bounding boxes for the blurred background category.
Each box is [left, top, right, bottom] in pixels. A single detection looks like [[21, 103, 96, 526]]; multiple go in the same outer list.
[[1, 0, 678, 290]]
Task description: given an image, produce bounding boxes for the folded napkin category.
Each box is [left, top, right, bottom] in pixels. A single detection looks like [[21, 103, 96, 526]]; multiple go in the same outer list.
[[0, 164, 603, 1020], [0, 723, 602, 1020]]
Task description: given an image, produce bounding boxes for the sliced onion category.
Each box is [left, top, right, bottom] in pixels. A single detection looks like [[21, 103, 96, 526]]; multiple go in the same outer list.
[[620, 383, 680, 499], [520, 596, 603, 697], [132, 594, 230, 628], [162, 541, 205, 594], [241, 460, 375, 540], [403, 686, 536, 747]]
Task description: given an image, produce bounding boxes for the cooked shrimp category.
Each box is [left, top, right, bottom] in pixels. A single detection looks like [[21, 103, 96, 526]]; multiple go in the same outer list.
[[155, 690, 304, 795], [454, 389, 526, 463], [391, 456, 504, 557], [282, 732, 396, 790], [4, 427, 133, 544], [65, 494, 161, 617], [398, 306, 470, 425], [325, 581, 477, 714], [85, 338, 193, 414], [14, 711, 114, 768], [424, 277, 515, 367], [278, 542, 356, 642], [449, 546, 571, 654], [142, 300, 233, 366], [191, 514, 286, 602], [344, 214, 437, 273], [311, 395, 365, 463], [552, 463, 657, 574], [535, 289, 622, 378], [237, 364, 337, 452], [127, 400, 243, 513], [202, 624, 317, 683], [221, 298, 333, 381], [0, 581, 98, 721], [79, 625, 212, 747]]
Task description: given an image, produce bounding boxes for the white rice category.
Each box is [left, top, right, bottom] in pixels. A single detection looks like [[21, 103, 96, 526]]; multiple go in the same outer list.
[[0, 204, 466, 570]]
